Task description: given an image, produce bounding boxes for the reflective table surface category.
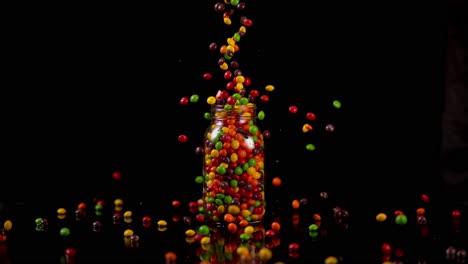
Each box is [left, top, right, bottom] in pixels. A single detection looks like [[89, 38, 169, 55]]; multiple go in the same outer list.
[[1, 188, 467, 264]]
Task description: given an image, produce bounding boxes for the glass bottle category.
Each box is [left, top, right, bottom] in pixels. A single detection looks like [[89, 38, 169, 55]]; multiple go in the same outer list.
[[202, 102, 266, 226]]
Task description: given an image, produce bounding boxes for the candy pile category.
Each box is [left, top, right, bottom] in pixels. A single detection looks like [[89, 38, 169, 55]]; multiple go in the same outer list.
[[200, 103, 267, 226]]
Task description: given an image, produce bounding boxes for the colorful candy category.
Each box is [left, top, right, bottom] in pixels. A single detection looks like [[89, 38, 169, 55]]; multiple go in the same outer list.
[[201, 103, 265, 225]]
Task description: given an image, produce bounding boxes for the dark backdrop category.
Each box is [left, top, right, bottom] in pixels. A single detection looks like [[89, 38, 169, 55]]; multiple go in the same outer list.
[[2, 2, 446, 212]]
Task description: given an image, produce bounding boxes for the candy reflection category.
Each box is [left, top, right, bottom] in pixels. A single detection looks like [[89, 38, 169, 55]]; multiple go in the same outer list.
[[188, 224, 272, 263]]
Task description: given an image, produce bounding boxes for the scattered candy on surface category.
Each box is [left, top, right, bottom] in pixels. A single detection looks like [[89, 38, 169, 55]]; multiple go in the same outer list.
[[324, 255, 339, 264], [164, 251, 177, 264], [123, 229, 134, 238], [3, 220, 12, 231]]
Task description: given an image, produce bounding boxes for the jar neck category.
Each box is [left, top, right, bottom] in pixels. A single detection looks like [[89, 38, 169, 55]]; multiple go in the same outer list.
[[211, 103, 257, 121]]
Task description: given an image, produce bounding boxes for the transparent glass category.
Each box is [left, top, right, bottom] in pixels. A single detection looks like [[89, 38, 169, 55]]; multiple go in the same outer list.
[[202, 103, 266, 226]]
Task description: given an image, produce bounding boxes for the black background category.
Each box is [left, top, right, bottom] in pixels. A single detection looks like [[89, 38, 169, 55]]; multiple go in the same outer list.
[[2, 1, 465, 263], [2, 1, 446, 213]]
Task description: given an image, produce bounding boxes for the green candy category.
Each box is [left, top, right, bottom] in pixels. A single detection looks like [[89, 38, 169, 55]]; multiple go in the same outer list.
[[395, 214, 408, 225], [305, 143, 316, 151]]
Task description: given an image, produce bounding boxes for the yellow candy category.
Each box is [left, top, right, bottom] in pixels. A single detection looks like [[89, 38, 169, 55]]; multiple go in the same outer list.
[[235, 75, 245, 84], [157, 220, 168, 227], [206, 96, 217, 105], [185, 236, 195, 244], [302, 123, 313, 133], [185, 229, 196, 236], [219, 62, 229, 70], [114, 198, 124, 206], [4, 220, 13, 231], [227, 205, 240, 215], [258, 247, 273, 261], [376, 213, 387, 222], [265, 85, 275, 92], [236, 246, 249, 255], [123, 210, 133, 218], [123, 229, 134, 237], [243, 225, 254, 235], [324, 256, 338, 264], [200, 236, 211, 245]]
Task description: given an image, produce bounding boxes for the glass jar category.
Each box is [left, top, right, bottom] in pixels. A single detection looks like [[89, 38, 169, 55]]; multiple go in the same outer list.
[[202, 103, 266, 226]]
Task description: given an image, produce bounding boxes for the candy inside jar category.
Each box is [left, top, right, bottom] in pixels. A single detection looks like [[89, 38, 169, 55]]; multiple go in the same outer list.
[[202, 102, 266, 226]]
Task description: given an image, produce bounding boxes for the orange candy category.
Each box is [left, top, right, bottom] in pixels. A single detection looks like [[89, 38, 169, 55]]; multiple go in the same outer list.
[[223, 213, 236, 223], [416, 207, 426, 215], [271, 221, 281, 232], [292, 199, 300, 209], [272, 177, 282, 187], [313, 213, 321, 221], [227, 222, 238, 233], [238, 219, 249, 227]]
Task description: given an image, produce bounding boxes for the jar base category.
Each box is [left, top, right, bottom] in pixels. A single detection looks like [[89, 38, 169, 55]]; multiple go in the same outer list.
[[206, 219, 263, 228]]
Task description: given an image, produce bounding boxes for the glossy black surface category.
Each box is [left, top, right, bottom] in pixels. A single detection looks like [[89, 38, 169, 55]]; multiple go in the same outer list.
[[1, 187, 467, 263]]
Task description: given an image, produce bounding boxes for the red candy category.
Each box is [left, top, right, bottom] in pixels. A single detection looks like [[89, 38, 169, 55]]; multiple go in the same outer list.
[[180, 97, 189, 105], [260, 95, 269, 102], [112, 171, 121, 181], [306, 112, 316, 121], [203, 73, 213, 80], [288, 105, 298, 114], [178, 134, 188, 143], [421, 193, 430, 203]]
